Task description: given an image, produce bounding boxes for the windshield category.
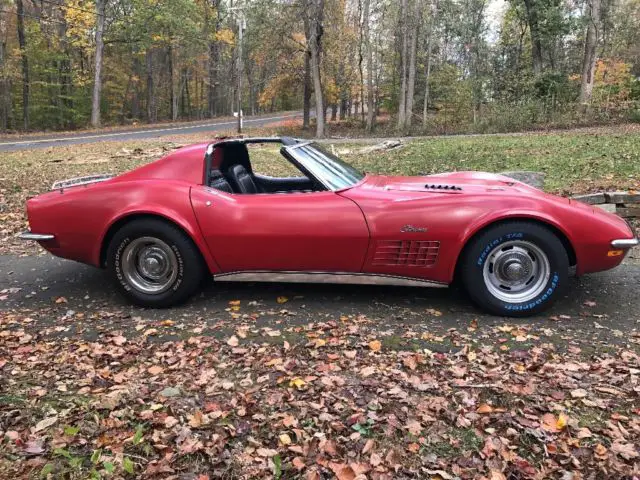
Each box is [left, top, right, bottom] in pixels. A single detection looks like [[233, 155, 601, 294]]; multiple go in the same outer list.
[[286, 142, 365, 190]]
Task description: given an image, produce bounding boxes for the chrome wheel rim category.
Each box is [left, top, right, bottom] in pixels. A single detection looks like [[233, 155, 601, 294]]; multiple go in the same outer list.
[[482, 240, 550, 303], [121, 237, 178, 294]]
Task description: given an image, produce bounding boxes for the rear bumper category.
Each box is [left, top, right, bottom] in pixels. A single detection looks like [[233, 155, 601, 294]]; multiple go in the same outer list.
[[611, 238, 638, 249], [17, 230, 55, 241]]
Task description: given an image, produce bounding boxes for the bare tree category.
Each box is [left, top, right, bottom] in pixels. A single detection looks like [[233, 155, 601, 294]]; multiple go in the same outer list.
[[364, 0, 375, 132], [397, 0, 408, 130], [578, 0, 601, 109], [303, 51, 311, 128], [305, 0, 326, 138], [91, 0, 106, 127], [16, 0, 29, 129], [208, 0, 222, 117], [522, 0, 544, 75], [405, 0, 420, 127], [146, 48, 156, 123], [397, 0, 419, 130], [422, 0, 439, 126], [0, 18, 10, 131]]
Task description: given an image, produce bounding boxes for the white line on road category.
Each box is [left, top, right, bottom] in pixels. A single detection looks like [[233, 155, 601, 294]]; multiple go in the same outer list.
[[0, 113, 301, 147]]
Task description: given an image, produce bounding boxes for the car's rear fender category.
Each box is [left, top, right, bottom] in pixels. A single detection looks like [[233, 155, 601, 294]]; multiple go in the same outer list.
[[97, 210, 221, 274], [94, 183, 221, 273], [27, 179, 220, 273]]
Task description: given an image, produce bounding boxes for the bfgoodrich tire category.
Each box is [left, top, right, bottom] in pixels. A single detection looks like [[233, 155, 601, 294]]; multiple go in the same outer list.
[[460, 222, 569, 317], [106, 218, 205, 307]]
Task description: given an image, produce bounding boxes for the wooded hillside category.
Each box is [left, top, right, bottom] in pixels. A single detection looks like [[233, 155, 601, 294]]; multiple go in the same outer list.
[[0, 0, 639, 136]]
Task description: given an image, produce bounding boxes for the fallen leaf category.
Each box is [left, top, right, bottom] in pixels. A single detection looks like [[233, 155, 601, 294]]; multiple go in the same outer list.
[[290, 378, 306, 389], [570, 388, 588, 398], [406, 420, 422, 435], [276, 296, 289, 304], [292, 457, 306, 471], [368, 340, 382, 352], [330, 463, 356, 480], [189, 410, 204, 428], [23, 439, 45, 455], [556, 413, 568, 430], [257, 447, 278, 457], [33, 416, 58, 433], [147, 365, 164, 375], [227, 335, 239, 347], [164, 416, 179, 428], [594, 443, 608, 458], [362, 439, 375, 454], [611, 441, 639, 460]]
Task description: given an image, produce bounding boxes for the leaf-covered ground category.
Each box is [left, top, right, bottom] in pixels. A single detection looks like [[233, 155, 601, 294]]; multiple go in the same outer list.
[[1, 126, 639, 478], [1, 304, 639, 479]]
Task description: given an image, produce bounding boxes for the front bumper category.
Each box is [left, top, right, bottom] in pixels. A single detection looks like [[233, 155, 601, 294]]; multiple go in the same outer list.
[[17, 231, 55, 241], [611, 238, 639, 249]]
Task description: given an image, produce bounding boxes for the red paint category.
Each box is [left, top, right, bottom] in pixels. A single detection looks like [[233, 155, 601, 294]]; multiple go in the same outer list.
[[25, 142, 635, 283]]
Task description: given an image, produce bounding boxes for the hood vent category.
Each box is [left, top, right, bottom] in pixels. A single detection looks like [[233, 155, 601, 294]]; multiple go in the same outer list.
[[424, 183, 462, 191]]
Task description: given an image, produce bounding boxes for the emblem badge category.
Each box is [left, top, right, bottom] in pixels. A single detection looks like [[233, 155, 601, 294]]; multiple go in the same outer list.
[[401, 225, 428, 233]]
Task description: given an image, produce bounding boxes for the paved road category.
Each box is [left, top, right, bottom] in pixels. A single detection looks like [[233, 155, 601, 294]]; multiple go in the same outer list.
[[0, 112, 302, 152], [1, 254, 638, 343]]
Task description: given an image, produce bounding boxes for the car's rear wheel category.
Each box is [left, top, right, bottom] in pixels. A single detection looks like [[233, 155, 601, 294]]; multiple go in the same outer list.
[[460, 222, 568, 317], [106, 218, 205, 307]]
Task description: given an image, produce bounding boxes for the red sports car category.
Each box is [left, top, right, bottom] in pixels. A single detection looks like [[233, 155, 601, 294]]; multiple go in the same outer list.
[[19, 137, 637, 316]]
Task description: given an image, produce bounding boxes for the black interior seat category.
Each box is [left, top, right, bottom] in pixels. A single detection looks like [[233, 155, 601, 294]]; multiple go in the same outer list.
[[227, 164, 258, 194], [209, 170, 234, 194]]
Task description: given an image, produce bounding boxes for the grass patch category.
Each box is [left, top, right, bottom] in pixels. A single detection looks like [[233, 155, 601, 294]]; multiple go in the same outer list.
[[344, 131, 640, 194]]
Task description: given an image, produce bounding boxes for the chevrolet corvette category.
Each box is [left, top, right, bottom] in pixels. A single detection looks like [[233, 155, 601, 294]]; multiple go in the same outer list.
[[19, 137, 637, 316]]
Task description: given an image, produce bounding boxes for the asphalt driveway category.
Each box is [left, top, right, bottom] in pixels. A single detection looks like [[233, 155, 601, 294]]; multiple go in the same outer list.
[[1, 253, 638, 346]]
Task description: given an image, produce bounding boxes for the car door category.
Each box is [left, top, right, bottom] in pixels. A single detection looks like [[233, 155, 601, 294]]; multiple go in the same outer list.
[[190, 186, 370, 273]]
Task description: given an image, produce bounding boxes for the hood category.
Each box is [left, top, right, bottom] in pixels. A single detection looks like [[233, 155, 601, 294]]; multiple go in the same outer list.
[[366, 171, 535, 195]]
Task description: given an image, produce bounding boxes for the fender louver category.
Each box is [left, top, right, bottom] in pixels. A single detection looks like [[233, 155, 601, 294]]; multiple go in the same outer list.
[[373, 240, 440, 267], [424, 183, 462, 191]]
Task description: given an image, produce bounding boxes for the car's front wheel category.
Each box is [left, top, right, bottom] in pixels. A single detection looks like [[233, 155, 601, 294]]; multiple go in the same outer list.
[[460, 222, 569, 317], [106, 218, 205, 307]]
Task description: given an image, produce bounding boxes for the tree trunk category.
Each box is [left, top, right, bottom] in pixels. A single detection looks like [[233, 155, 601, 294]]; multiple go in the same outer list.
[[330, 103, 337, 121], [90, 0, 106, 127], [307, 0, 325, 138], [397, 0, 408, 130], [358, 0, 365, 124], [169, 43, 178, 121], [363, 0, 375, 132], [184, 68, 192, 119], [131, 55, 141, 120], [16, 0, 29, 129], [303, 51, 311, 129], [208, 0, 221, 118], [339, 95, 347, 120], [578, 0, 601, 109], [405, 0, 420, 128], [422, 0, 438, 126], [523, 0, 544, 75], [146, 48, 156, 123], [0, 38, 10, 131]]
